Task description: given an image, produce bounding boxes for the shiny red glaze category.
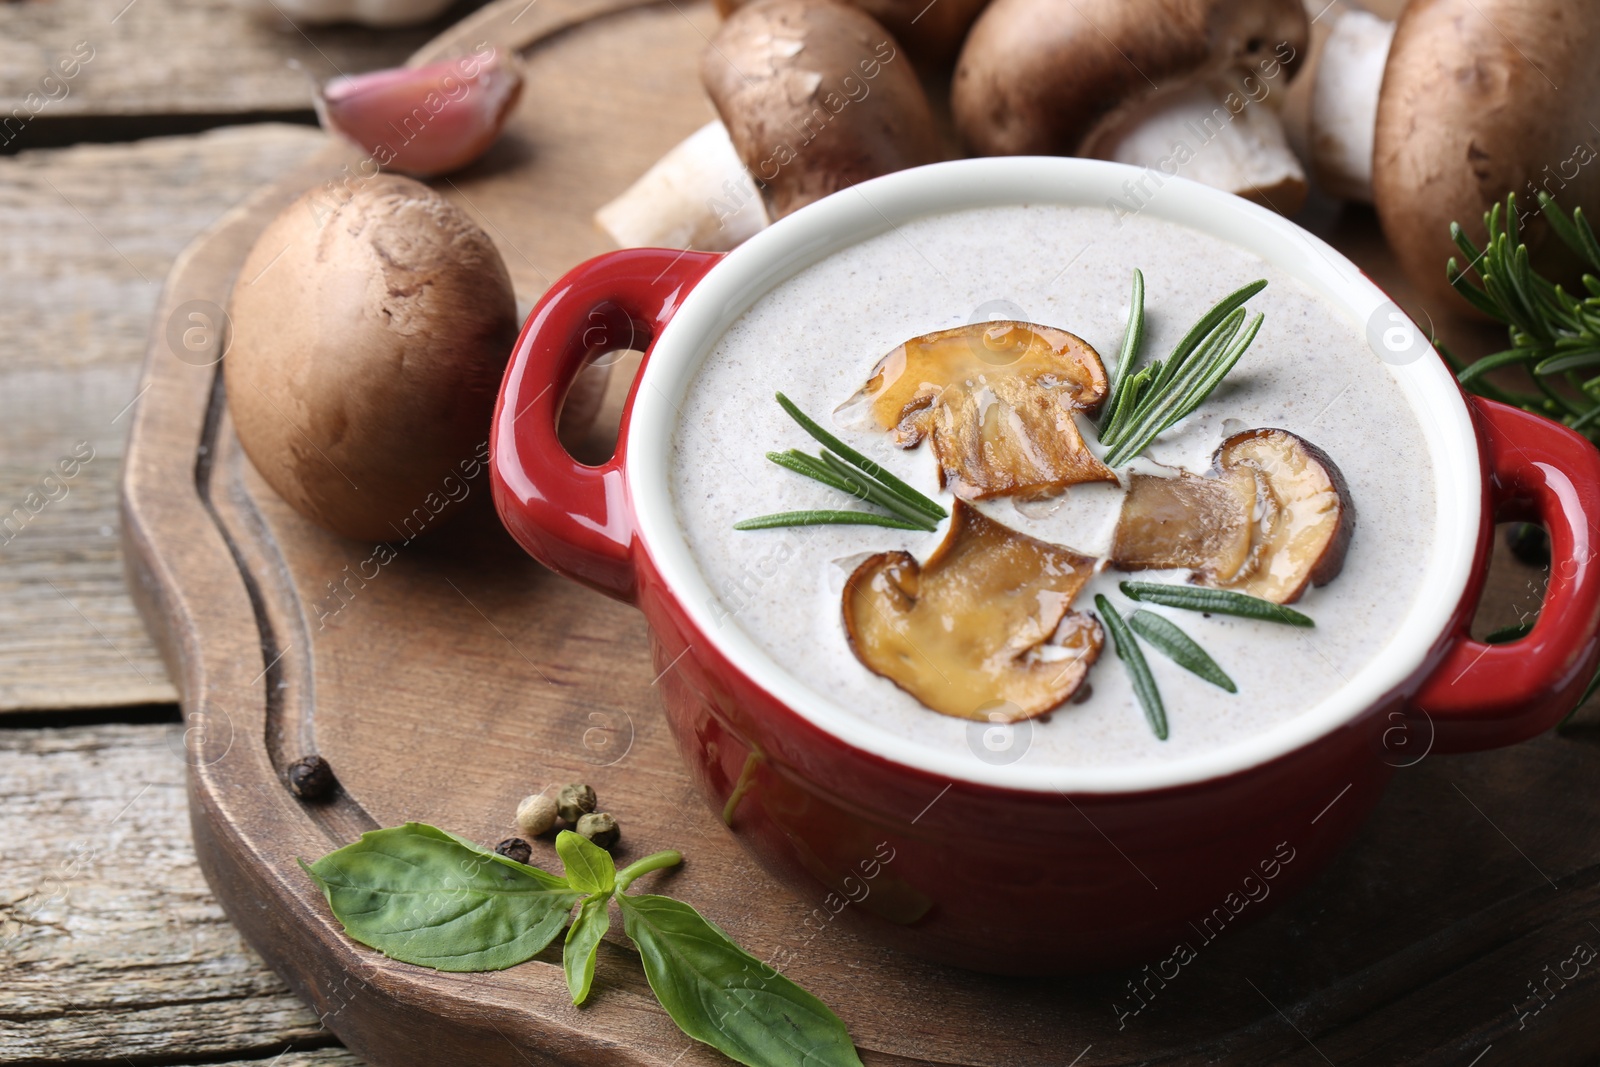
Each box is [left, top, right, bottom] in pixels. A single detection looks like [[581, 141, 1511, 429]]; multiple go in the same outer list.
[[490, 249, 1600, 974], [1418, 399, 1600, 750], [492, 247, 720, 601]]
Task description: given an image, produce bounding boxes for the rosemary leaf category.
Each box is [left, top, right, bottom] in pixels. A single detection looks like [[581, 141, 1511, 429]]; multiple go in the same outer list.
[[765, 450, 861, 497], [1101, 269, 1145, 436], [1101, 308, 1252, 467], [774, 392, 946, 519], [1119, 581, 1314, 627], [1095, 280, 1267, 466], [1453, 347, 1537, 384], [1170, 313, 1263, 424], [1127, 610, 1237, 693], [1152, 279, 1268, 394], [1535, 350, 1600, 375], [817, 452, 939, 530], [1095, 595, 1168, 740], [733, 510, 927, 531], [1449, 192, 1600, 441]]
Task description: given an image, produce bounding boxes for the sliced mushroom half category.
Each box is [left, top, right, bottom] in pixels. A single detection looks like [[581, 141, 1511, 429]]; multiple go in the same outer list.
[[1111, 428, 1354, 604], [855, 321, 1116, 501], [843, 500, 1104, 721]]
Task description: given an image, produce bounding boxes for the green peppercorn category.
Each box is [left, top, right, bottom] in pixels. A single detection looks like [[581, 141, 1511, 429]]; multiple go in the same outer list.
[[576, 812, 619, 849], [494, 837, 532, 864], [557, 783, 596, 824]]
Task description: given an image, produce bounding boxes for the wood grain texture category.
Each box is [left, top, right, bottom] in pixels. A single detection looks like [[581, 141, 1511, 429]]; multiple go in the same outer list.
[[0, 124, 329, 712], [0, 0, 488, 129], [0, 723, 347, 1062], [211, 1054, 366, 1066]]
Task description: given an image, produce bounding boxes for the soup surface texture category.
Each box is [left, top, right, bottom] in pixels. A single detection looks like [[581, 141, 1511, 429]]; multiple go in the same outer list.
[[668, 204, 1436, 770]]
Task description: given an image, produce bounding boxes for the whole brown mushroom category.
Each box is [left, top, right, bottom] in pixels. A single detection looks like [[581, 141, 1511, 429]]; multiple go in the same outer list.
[[1372, 0, 1600, 311], [714, 0, 990, 67], [952, 0, 1310, 212], [702, 0, 944, 220], [227, 176, 517, 541]]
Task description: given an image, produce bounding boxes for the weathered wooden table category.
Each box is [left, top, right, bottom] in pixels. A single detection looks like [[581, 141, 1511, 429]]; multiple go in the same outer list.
[[3, 0, 1597, 1063], [0, 2, 493, 1060]]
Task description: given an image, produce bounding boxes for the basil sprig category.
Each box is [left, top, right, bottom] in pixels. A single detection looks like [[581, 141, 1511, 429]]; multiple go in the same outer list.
[[299, 823, 581, 972], [303, 824, 863, 1067]]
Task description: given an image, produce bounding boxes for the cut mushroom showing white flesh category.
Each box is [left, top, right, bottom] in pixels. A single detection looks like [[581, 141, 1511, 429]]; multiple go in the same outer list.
[[1307, 6, 1395, 202], [594, 121, 770, 251], [1100, 68, 1309, 214], [951, 0, 1311, 213], [1110, 428, 1355, 605]]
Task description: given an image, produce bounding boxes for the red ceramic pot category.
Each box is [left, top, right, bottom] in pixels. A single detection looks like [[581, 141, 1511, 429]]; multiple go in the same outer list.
[[490, 159, 1600, 974]]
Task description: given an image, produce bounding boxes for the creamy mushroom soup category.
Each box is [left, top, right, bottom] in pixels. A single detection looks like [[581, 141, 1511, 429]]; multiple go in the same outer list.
[[668, 203, 1436, 769]]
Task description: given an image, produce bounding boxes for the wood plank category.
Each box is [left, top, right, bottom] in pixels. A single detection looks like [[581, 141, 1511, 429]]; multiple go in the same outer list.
[[0, 723, 352, 1062], [0, 124, 328, 712], [209, 1054, 365, 1067], [0, 0, 489, 131]]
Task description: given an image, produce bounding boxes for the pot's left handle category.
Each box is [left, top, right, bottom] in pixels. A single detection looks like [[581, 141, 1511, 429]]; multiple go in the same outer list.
[[491, 248, 721, 603]]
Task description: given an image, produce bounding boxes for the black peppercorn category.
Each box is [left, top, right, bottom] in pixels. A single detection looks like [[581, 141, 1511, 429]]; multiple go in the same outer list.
[[576, 812, 620, 849], [495, 837, 533, 864], [286, 754, 336, 800], [557, 783, 597, 824]]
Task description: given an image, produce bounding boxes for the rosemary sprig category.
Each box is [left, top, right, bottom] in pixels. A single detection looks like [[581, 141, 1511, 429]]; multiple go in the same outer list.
[[1448, 192, 1600, 435], [735, 395, 947, 531], [774, 392, 946, 520], [1119, 581, 1314, 627], [1098, 279, 1268, 467], [1127, 610, 1237, 692], [734, 510, 927, 531], [1095, 594, 1168, 740]]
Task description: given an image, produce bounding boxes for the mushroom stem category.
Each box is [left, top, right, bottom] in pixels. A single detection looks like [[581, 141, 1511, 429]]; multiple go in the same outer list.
[[1096, 69, 1309, 215], [594, 120, 770, 251], [1307, 6, 1394, 202]]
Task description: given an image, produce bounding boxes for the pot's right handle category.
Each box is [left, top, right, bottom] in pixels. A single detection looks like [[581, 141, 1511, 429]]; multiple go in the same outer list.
[[1414, 397, 1600, 752], [490, 248, 721, 603]]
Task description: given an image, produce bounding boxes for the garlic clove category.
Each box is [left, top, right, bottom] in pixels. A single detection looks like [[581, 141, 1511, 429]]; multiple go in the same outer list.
[[316, 50, 524, 179]]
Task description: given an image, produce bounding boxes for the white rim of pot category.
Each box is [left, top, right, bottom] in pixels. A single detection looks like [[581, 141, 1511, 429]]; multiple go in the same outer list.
[[628, 157, 1479, 795]]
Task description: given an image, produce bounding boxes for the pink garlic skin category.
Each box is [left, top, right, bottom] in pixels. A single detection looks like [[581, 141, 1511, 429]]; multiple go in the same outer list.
[[317, 48, 524, 179]]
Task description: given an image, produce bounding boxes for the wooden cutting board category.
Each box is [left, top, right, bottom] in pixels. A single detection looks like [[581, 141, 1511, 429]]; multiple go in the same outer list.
[[121, 0, 1600, 1062]]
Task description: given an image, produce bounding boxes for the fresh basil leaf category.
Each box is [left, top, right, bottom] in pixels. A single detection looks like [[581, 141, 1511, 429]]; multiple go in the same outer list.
[[301, 822, 581, 972], [556, 829, 616, 895], [617, 893, 863, 1067], [564, 893, 611, 1005]]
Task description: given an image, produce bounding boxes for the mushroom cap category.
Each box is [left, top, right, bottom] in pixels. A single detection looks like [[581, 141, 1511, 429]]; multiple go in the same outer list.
[[951, 0, 1307, 156], [226, 175, 517, 541], [843, 500, 1103, 720], [1373, 0, 1600, 312], [857, 320, 1115, 499], [1109, 427, 1354, 605], [714, 0, 992, 65], [701, 0, 943, 219]]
